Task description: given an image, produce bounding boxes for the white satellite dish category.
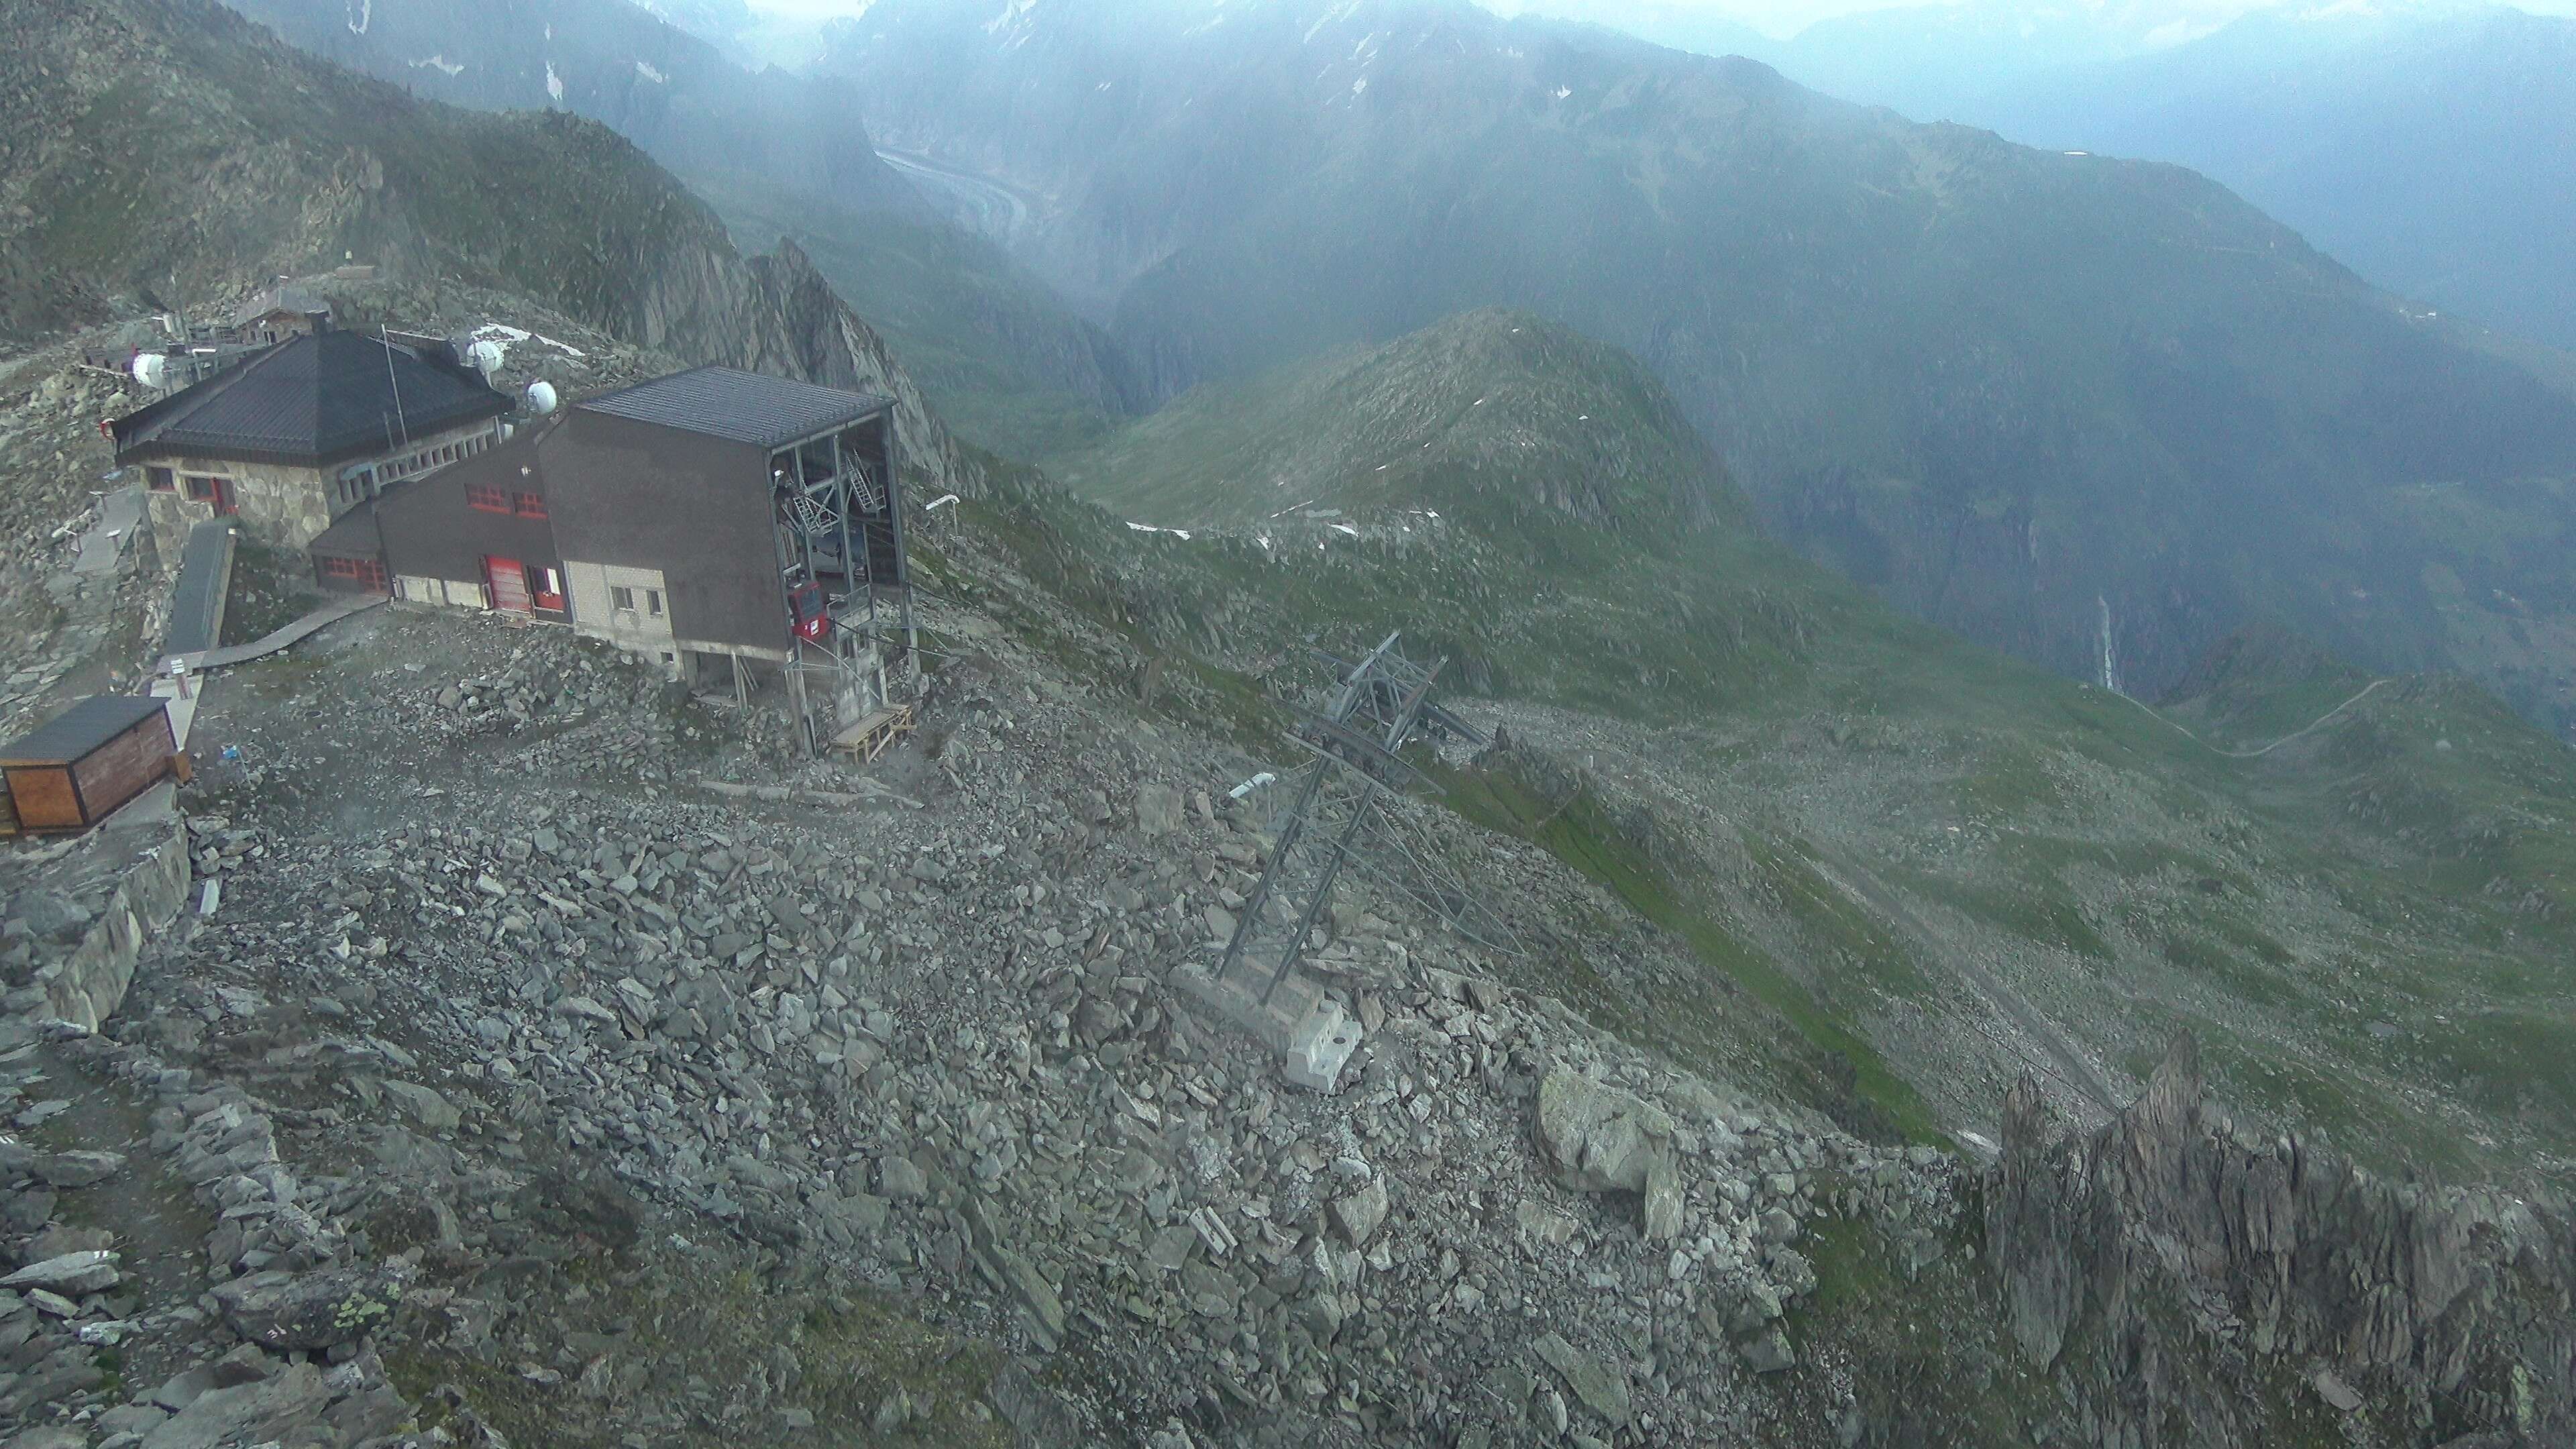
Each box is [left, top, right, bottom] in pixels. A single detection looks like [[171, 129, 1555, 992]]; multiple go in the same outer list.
[[525, 380, 559, 415], [467, 339, 506, 377], [130, 353, 166, 389]]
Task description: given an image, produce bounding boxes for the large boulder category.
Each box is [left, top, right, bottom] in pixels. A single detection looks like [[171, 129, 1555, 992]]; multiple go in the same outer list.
[[140, 1364, 330, 1449], [1535, 1067, 1674, 1194], [3, 1250, 121, 1295], [213, 1260, 415, 1351]]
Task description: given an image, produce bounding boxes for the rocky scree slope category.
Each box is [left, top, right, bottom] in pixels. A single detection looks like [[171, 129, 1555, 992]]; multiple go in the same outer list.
[[998, 303, 2576, 1203], [817, 0, 2576, 731], [5, 545, 2010, 1448]]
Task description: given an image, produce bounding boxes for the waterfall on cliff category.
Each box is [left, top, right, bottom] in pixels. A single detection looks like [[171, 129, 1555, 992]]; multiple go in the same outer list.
[[2096, 594, 2124, 698]]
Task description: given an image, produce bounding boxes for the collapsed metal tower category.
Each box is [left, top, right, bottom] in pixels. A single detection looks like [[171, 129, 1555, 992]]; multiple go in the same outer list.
[[1214, 632, 1522, 1006]]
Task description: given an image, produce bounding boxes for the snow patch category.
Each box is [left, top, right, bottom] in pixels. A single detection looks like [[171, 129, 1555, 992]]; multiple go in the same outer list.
[[2142, 15, 2220, 47], [1125, 521, 1194, 541], [472, 323, 588, 360], [1554, 86, 1572, 100], [636, 60, 667, 83], [345, 0, 370, 35], [546, 61, 566, 105], [1304, 2, 1366, 44], [411, 54, 465, 77], [1351, 76, 1368, 95], [983, 0, 1040, 47], [1330, 523, 1360, 537]]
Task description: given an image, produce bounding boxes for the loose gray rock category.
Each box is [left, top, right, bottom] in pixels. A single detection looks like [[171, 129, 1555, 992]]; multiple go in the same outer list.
[[380, 1080, 462, 1131], [1135, 783, 1183, 837], [140, 1364, 330, 1449], [1332, 1177, 1389, 1248], [213, 1260, 415, 1350], [1534, 1067, 1673, 1194], [1534, 1331, 1634, 1429], [3, 1250, 121, 1295], [33, 1150, 124, 1188], [1742, 1325, 1798, 1375]]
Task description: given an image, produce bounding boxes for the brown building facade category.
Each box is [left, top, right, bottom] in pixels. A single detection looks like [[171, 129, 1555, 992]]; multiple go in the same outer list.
[[315, 369, 912, 738]]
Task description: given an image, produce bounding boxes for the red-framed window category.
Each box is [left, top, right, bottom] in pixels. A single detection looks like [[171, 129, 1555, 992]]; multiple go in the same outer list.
[[319, 556, 388, 591], [466, 482, 511, 513], [515, 492, 547, 519], [146, 466, 175, 492]]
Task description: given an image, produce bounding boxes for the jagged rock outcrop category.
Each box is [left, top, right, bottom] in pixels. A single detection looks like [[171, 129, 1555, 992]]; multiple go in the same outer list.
[[1990, 1036, 2576, 1446]]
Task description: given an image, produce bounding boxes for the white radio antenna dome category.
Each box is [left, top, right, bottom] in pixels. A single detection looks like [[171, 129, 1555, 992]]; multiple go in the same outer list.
[[467, 339, 506, 377], [525, 380, 559, 415], [131, 353, 167, 389]]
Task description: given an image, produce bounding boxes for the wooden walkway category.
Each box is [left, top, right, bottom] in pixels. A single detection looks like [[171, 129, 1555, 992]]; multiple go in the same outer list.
[[166, 594, 386, 674]]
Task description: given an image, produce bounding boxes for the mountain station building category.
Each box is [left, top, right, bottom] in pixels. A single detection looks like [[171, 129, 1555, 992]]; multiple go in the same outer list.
[[111, 328, 513, 551], [307, 366, 916, 753]]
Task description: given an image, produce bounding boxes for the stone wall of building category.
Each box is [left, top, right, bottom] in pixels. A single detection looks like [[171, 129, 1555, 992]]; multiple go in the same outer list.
[[141, 419, 499, 552]]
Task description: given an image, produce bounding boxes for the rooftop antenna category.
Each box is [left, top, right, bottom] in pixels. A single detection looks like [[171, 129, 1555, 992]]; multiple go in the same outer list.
[[379, 325, 411, 447]]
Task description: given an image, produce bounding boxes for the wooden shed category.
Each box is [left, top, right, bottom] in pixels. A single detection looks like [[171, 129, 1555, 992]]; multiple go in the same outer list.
[[1, 696, 178, 833]]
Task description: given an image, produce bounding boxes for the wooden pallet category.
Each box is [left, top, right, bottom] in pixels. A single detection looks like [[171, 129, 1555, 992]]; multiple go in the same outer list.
[[828, 703, 915, 763]]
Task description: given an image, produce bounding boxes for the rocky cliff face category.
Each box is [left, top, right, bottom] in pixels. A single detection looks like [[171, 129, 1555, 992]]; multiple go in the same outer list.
[[217, 0, 928, 225], [1990, 1038, 2576, 1447]]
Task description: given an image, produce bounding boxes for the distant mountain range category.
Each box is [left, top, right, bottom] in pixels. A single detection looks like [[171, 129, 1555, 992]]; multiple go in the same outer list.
[[1938, 4, 2576, 354], [1511, 1, 2576, 352], [818, 0, 2576, 732]]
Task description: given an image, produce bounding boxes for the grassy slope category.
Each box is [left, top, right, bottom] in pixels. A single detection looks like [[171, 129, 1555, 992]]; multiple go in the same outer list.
[[688, 170, 1124, 465], [1017, 307, 2576, 1185]]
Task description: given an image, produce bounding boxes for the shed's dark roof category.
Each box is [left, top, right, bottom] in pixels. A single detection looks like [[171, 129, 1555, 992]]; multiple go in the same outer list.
[[576, 366, 892, 449], [112, 331, 510, 468], [1, 696, 168, 767], [307, 501, 381, 559]]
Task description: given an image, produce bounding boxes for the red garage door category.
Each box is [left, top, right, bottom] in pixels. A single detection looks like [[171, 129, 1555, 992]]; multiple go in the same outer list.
[[482, 555, 531, 613]]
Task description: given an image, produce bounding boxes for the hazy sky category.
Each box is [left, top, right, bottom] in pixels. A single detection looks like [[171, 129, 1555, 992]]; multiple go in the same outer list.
[[744, 0, 2576, 44]]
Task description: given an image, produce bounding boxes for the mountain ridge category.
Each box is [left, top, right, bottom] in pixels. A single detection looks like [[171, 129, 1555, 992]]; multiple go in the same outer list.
[[816, 0, 2576, 735]]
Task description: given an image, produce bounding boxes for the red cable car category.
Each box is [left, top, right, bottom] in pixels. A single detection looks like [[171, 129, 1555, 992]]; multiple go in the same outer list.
[[788, 579, 830, 643]]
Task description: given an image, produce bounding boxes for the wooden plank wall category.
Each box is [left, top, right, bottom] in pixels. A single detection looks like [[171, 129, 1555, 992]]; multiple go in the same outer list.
[[67, 711, 176, 825]]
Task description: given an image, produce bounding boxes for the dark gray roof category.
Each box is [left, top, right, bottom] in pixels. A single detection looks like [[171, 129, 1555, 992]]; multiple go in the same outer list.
[[576, 366, 892, 449], [1, 695, 168, 767], [112, 331, 511, 469], [307, 501, 382, 559], [163, 521, 238, 658]]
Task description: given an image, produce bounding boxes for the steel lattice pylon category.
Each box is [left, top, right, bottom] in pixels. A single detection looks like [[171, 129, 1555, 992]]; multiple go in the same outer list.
[[1216, 633, 1521, 1004]]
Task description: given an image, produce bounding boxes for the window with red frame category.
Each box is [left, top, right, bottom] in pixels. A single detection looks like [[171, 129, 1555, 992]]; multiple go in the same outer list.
[[319, 556, 386, 590], [466, 482, 510, 513], [515, 492, 547, 519]]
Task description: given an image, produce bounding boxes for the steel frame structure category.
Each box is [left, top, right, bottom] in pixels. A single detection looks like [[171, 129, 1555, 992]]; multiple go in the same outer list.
[[1215, 632, 1520, 1004], [770, 423, 917, 755]]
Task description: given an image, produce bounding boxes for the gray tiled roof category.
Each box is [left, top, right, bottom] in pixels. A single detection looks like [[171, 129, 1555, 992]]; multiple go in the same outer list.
[[576, 366, 892, 449], [1, 695, 168, 767], [111, 331, 510, 468]]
